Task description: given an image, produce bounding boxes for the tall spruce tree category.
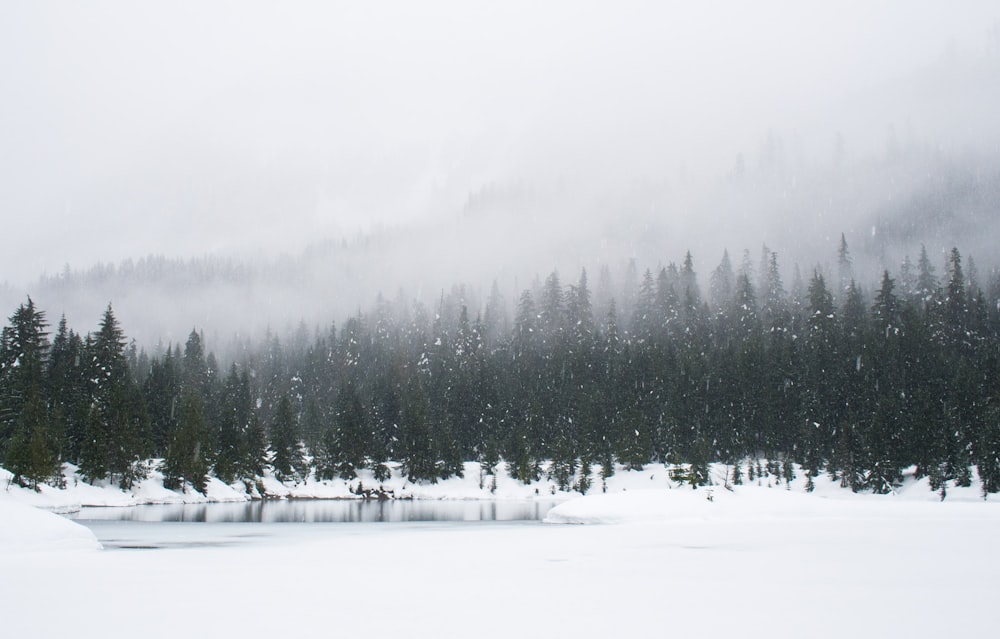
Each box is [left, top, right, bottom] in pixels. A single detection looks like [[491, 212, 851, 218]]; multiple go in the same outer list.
[[0, 299, 61, 488], [270, 394, 305, 481], [80, 305, 148, 487], [47, 316, 88, 465], [163, 387, 210, 493]]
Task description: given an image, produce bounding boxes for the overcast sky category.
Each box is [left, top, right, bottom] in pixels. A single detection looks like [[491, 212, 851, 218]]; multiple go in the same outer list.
[[2, 1, 998, 287]]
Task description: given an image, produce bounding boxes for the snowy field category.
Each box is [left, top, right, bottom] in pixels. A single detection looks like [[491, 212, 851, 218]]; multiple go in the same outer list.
[[3, 465, 999, 638]]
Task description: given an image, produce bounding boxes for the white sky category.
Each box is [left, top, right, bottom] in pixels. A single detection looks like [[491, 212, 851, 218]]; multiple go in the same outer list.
[[2, 0, 998, 286]]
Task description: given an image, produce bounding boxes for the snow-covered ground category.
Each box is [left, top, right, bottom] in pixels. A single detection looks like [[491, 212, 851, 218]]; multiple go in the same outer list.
[[1, 460, 583, 512], [0, 497, 101, 554], [2, 463, 998, 638], [4, 458, 993, 513]]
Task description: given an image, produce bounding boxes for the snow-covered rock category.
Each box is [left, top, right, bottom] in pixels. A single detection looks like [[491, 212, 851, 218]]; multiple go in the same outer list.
[[0, 495, 101, 554]]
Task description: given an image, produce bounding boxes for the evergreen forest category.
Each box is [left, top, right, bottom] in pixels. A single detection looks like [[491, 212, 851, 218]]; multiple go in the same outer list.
[[3, 237, 1000, 498]]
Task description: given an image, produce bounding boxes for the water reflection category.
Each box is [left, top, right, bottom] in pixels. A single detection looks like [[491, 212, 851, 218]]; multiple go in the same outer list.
[[71, 499, 556, 524]]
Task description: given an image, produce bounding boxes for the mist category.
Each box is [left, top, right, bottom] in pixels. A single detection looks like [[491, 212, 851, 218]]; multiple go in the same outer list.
[[2, 1, 999, 348]]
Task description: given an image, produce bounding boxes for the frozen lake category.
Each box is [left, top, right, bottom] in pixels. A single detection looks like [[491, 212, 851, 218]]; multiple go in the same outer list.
[[7, 489, 1000, 638], [68, 499, 559, 550]]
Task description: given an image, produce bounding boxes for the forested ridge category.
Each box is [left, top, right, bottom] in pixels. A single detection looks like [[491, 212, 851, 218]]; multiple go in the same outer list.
[[3, 237, 999, 498]]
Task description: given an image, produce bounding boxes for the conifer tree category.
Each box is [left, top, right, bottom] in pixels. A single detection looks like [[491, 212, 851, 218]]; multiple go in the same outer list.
[[240, 412, 269, 480], [709, 250, 735, 317], [399, 378, 439, 482], [916, 244, 939, 312], [47, 317, 88, 465], [332, 379, 368, 479], [163, 387, 210, 493], [80, 305, 148, 487], [0, 299, 61, 488], [943, 247, 968, 350], [836, 233, 854, 300], [213, 364, 245, 484], [270, 394, 305, 481], [144, 346, 179, 457], [653, 267, 679, 342], [482, 280, 507, 347]]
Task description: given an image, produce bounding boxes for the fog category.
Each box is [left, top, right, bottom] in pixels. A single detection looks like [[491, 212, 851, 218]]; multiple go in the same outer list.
[[2, 1, 999, 347]]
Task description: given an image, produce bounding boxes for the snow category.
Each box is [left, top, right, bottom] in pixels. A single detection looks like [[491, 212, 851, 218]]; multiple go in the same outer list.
[[2, 462, 999, 637], [1, 463, 250, 511], [1, 460, 581, 511], [0, 497, 101, 554]]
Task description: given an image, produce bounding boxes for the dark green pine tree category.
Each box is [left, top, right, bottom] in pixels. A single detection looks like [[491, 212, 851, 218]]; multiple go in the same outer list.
[[366, 365, 398, 483], [162, 330, 215, 489], [425, 306, 463, 481], [77, 343, 109, 482], [79, 304, 149, 488], [332, 379, 369, 479], [830, 279, 867, 488], [0, 299, 62, 489], [858, 271, 905, 492], [143, 345, 179, 458], [976, 400, 1000, 496], [240, 412, 269, 480], [449, 305, 480, 459], [398, 378, 439, 482], [188, 334, 222, 455], [314, 418, 340, 481], [213, 364, 245, 484], [943, 247, 969, 351], [47, 315, 89, 466], [759, 248, 788, 333], [269, 394, 305, 481], [938, 249, 975, 487], [798, 271, 837, 483], [915, 244, 939, 311], [679, 250, 704, 334], [163, 387, 211, 493]]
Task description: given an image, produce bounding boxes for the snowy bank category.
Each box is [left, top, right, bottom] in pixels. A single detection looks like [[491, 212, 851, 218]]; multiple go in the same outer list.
[[543, 484, 882, 525], [0, 460, 577, 513], [545, 464, 999, 525], [2, 458, 995, 517], [0, 496, 101, 554], [1, 464, 249, 512]]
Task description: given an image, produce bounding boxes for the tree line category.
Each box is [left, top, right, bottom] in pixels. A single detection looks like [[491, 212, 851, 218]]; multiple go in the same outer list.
[[2, 237, 999, 498]]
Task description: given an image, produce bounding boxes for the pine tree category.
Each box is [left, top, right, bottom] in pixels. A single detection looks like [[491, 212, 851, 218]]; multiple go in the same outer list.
[[332, 379, 368, 479], [482, 280, 507, 347], [399, 378, 439, 482], [633, 268, 657, 340], [240, 412, 269, 480], [943, 247, 968, 351], [760, 250, 788, 332], [679, 250, 703, 330], [0, 299, 61, 488], [144, 346, 179, 458], [799, 272, 837, 478], [576, 457, 592, 494], [269, 394, 305, 481], [213, 364, 245, 484], [975, 401, 1000, 496], [653, 267, 679, 343], [79, 305, 148, 487], [836, 233, 854, 300], [916, 244, 939, 312], [47, 317, 88, 465], [709, 250, 735, 317], [163, 387, 210, 493]]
